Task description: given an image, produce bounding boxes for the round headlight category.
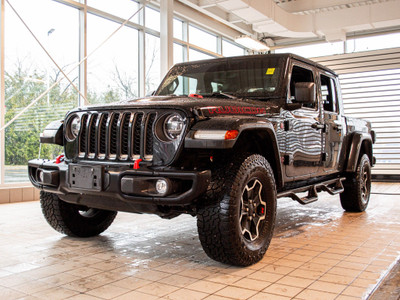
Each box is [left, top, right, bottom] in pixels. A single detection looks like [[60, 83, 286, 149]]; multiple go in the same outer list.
[[164, 114, 184, 140], [67, 115, 81, 141]]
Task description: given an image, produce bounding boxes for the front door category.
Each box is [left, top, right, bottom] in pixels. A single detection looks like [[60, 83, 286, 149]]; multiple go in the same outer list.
[[284, 63, 323, 180]]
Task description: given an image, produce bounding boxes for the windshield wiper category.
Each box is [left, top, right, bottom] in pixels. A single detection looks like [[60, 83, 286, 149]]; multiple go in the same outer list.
[[209, 92, 237, 99]]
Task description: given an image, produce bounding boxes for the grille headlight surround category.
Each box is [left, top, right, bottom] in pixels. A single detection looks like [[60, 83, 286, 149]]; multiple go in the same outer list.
[[163, 114, 184, 140], [66, 115, 81, 141]]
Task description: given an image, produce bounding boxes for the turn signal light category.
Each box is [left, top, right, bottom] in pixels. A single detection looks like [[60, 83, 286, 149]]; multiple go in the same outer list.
[[225, 130, 239, 140]]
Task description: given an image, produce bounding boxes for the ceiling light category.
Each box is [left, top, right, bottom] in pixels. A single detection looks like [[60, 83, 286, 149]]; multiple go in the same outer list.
[[234, 35, 270, 51]]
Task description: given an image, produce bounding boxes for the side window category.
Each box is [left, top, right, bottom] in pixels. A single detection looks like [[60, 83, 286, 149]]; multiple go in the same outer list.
[[289, 65, 315, 108], [321, 74, 337, 112]]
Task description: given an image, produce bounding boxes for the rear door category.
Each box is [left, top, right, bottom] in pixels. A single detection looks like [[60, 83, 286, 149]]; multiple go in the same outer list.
[[319, 73, 346, 174]]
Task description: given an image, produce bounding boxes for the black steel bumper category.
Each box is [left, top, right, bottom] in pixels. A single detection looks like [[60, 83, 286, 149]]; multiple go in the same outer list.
[[28, 159, 211, 207]]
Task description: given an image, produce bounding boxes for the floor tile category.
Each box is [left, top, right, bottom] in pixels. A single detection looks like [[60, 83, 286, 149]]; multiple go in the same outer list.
[[215, 286, 258, 299], [86, 284, 130, 299], [263, 283, 303, 297], [231, 277, 272, 291], [136, 282, 179, 297], [296, 288, 337, 300], [164, 288, 208, 300], [186, 280, 226, 294]]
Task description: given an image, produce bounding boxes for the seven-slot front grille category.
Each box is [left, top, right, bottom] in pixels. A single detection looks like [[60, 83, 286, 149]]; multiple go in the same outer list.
[[78, 111, 157, 161]]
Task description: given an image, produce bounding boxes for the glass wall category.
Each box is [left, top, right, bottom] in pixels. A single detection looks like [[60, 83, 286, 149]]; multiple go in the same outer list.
[[87, 0, 140, 23], [275, 41, 344, 58], [87, 13, 139, 104], [4, 0, 79, 183], [275, 32, 400, 58], [0, 0, 244, 185], [189, 25, 218, 53], [223, 39, 246, 57], [173, 43, 185, 64], [145, 34, 160, 94], [189, 48, 215, 61]]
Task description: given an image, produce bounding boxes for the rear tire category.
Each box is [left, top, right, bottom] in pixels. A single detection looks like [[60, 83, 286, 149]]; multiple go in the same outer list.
[[197, 154, 277, 266], [40, 191, 117, 237], [340, 154, 371, 212]]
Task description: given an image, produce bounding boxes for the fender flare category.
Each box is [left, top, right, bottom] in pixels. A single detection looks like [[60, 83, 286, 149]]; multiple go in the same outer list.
[[40, 120, 64, 146], [346, 132, 373, 173], [184, 118, 284, 188]]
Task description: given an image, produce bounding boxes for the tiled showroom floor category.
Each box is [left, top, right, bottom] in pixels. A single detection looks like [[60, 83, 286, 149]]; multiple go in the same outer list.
[[0, 182, 399, 300]]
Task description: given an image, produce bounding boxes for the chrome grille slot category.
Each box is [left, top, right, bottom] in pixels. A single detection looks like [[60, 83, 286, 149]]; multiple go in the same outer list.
[[88, 114, 98, 157], [98, 113, 109, 158], [79, 114, 89, 156], [145, 113, 156, 159], [74, 111, 159, 163], [133, 113, 143, 158], [120, 113, 131, 159], [109, 113, 120, 159]]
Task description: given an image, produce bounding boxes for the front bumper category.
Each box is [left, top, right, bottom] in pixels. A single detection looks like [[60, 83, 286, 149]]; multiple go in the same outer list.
[[28, 159, 211, 207]]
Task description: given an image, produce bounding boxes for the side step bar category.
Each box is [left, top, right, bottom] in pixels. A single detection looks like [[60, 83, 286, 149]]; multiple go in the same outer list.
[[277, 177, 346, 205]]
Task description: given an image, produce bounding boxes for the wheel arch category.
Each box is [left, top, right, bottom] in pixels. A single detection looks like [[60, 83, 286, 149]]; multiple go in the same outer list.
[[233, 128, 284, 189], [346, 132, 373, 172]]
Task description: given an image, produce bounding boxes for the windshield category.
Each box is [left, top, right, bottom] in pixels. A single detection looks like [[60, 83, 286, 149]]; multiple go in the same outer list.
[[156, 56, 286, 99]]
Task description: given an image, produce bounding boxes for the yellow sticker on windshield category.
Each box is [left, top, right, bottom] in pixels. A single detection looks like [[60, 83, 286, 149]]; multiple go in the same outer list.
[[266, 68, 275, 75]]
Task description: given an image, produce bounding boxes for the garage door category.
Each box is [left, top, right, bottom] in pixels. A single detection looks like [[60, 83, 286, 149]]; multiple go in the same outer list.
[[312, 48, 400, 176]]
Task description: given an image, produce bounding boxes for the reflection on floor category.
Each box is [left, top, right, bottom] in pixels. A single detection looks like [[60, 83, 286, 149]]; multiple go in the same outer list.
[[0, 182, 399, 300]]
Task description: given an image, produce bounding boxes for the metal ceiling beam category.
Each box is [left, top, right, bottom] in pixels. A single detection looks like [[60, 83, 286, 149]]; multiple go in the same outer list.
[[176, 0, 254, 36]]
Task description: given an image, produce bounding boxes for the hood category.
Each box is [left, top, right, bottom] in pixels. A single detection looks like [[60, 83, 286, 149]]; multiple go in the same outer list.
[[82, 95, 283, 117]]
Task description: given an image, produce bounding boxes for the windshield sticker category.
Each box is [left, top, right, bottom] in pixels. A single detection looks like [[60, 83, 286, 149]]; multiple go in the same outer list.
[[204, 106, 267, 115], [266, 68, 275, 75]]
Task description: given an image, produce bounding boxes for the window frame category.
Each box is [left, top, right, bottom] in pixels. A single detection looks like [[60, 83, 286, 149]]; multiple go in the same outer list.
[[320, 73, 338, 113]]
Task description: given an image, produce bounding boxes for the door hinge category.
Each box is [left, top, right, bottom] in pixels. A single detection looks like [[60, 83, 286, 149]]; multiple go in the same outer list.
[[322, 153, 327, 161], [283, 155, 290, 165]]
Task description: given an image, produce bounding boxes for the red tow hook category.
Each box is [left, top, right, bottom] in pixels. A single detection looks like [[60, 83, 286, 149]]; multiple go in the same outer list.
[[55, 154, 64, 164], [133, 158, 142, 170]]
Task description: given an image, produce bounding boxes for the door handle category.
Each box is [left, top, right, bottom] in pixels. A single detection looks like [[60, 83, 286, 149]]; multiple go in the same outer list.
[[334, 124, 342, 131], [311, 122, 325, 131]]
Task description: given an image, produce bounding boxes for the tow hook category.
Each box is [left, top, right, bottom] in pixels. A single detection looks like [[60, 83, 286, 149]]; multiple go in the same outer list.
[[55, 154, 64, 164], [133, 159, 142, 170]]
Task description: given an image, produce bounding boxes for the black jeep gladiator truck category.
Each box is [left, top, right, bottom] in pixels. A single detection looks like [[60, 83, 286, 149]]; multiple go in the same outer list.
[[28, 54, 375, 266]]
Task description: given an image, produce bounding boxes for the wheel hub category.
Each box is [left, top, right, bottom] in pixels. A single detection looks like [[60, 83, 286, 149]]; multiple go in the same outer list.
[[239, 179, 267, 242]]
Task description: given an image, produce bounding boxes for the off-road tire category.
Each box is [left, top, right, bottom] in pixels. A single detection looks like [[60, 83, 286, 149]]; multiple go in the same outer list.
[[340, 154, 371, 212], [197, 154, 277, 266], [40, 191, 117, 237]]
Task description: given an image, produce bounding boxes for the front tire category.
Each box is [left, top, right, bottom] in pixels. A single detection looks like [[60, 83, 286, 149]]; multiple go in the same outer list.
[[40, 191, 117, 237], [340, 154, 371, 212], [197, 154, 277, 266]]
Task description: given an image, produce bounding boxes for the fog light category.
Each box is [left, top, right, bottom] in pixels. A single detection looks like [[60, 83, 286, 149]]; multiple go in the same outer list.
[[38, 170, 44, 183], [156, 179, 168, 195]]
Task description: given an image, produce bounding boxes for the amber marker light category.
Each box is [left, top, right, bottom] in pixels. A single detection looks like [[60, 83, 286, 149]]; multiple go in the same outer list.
[[225, 130, 239, 140], [194, 130, 239, 140]]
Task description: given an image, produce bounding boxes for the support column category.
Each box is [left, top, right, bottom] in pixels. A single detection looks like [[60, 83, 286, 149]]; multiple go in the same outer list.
[[0, 0, 5, 184], [138, 5, 146, 97], [79, 1, 87, 106], [160, 0, 173, 78]]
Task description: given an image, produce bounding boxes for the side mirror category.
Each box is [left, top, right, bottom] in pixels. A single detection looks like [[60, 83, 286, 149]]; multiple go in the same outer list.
[[295, 82, 316, 104]]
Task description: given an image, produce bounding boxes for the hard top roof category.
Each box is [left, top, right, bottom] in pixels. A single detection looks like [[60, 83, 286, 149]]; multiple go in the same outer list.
[[173, 53, 337, 76]]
